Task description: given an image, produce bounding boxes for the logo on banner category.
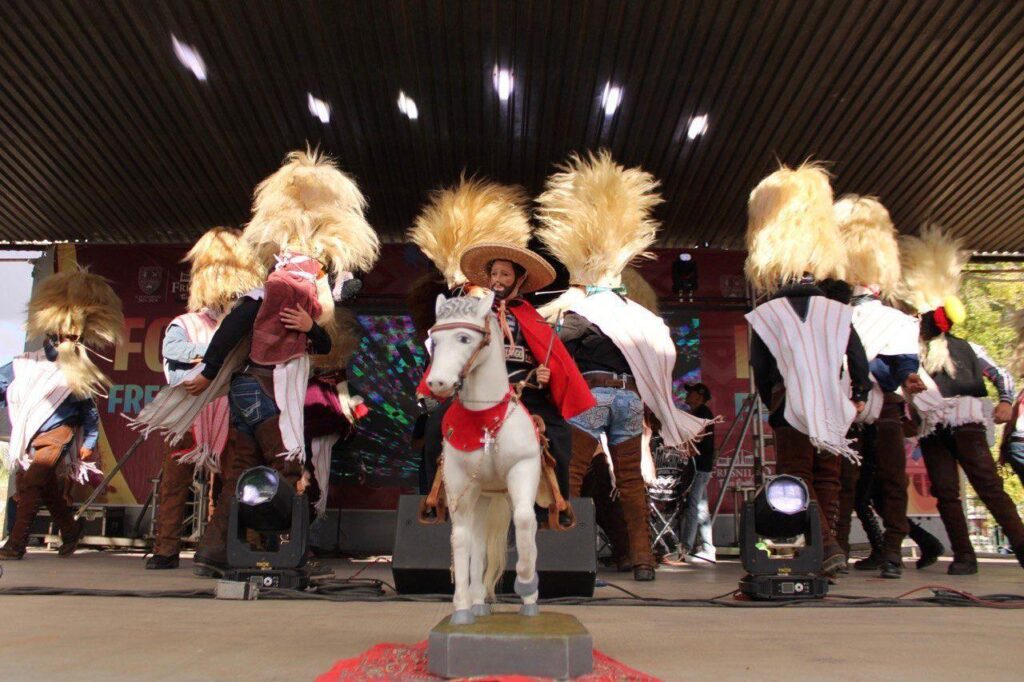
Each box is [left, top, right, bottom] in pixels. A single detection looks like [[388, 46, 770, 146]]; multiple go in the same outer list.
[[137, 266, 163, 302]]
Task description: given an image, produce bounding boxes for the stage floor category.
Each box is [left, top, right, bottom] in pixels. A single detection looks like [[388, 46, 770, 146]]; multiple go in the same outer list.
[[0, 549, 1022, 681]]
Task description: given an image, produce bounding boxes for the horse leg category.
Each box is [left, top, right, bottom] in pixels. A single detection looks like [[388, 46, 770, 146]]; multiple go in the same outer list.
[[469, 494, 491, 616], [507, 458, 542, 616], [446, 463, 480, 625]]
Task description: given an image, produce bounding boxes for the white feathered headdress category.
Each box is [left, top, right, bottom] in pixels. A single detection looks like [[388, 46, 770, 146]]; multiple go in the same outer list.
[[408, 177, 531, 288], [244, 149, 380, 277], [834, 195, 900, 297], [745, 162, 845, 294], [535, 149, 661, 288]]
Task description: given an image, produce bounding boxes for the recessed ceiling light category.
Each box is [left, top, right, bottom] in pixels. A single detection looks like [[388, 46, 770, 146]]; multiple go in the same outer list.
[[307, 93, 331, 124], [398, 90, 419, 120], [493, 67, 514, 101], [171, 35, 207, 81], [602, 82, 623, 116], [687, 114, 709, 140]]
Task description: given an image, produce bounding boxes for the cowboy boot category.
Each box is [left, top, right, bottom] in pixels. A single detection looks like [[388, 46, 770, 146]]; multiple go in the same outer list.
[[254, 416, 303, 487], [852, 509, 887, 571], [0, 474, 43, 559], [908, 520, 945, 569], [568, 429, 600, 498], [609, 436, 656, 581], [194, 429, 258, 577]]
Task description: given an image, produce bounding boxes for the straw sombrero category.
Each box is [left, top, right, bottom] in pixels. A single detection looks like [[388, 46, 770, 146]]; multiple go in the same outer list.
[[460, 242, 556, 294]]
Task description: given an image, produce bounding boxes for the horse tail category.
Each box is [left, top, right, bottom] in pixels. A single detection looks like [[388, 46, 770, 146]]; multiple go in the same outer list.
[[483, 494, 512, 599]]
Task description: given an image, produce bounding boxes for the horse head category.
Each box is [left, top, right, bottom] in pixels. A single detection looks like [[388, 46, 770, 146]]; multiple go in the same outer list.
[[426, 290, 497, 398]]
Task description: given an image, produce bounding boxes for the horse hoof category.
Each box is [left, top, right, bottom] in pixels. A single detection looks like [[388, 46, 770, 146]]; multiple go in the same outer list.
[[514, 575, 539, 598], [519, 603, 540, 617], [451, 609, 475, 625], [471, 603, 491, 617]]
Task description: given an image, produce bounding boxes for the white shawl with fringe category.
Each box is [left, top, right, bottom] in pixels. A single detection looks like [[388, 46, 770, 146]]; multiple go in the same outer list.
[[569, 290, 712, 453], [746, 296, 859, 461]]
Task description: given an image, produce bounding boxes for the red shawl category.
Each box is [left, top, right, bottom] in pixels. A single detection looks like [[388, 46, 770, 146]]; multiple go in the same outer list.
[[505, 299, 595, 420]]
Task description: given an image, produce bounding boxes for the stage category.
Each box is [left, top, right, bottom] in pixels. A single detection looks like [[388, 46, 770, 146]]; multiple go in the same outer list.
[[1, 550, 1021, 681]]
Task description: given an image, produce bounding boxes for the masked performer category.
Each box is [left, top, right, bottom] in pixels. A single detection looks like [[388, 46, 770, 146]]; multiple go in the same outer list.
[[743, 163, 871, 577], [536, 150, 714, 581], [146, 227, 264, 569], [829, 197, 926, 578], [898, 226, 1024, 574], [131, 150, 379, 577], [451, 242, 595, 527], [0, 269, 124, 560]]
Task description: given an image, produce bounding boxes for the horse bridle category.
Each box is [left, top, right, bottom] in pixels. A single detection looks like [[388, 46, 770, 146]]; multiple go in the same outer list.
[[428, 313, 493, 390]]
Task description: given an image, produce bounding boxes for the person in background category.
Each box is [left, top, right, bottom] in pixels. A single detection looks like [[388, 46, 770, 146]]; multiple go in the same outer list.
[[679, 383, 716, 564]]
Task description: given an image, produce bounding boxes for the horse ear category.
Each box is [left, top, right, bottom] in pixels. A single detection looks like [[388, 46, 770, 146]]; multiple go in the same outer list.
[[478, 290, 495, 314], [435, 294, 447, 318]]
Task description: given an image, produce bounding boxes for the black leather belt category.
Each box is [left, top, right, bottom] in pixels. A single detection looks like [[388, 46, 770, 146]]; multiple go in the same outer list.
[[583, 371, 637, 392]]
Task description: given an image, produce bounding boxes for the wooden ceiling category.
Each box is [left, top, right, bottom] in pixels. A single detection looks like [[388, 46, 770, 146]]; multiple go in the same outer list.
[[2, 0, 1023, 250]]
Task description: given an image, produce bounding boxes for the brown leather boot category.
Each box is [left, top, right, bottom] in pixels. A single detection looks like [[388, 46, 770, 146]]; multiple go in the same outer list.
[[194, 429, 258, 577], [609, 436, 655, 581], [1, 477, 42, 559], [254, 416, 303, 486], [568, 429, 600, 498], [152, 435, 197, 559]]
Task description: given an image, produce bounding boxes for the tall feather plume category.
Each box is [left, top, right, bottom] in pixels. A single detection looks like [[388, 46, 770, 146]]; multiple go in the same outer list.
[[896, 225, 967, 314], [834, 195, 901, 296], [244, 149, 380, 276], [184, 227, 265, 313], [408, 177, 531, 288], [535, 149, 661, 287], [745, 162, 845, 294], [621, 267, 660, 314], [26, 269, 124, 397]]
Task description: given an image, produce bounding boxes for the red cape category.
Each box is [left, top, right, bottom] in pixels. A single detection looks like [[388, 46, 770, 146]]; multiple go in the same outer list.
[[417, 299, 595, 421], [506, 299, 595, 420]]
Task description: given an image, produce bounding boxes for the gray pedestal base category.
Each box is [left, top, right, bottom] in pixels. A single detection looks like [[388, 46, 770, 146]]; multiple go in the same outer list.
[[428, 611, 593, 679]]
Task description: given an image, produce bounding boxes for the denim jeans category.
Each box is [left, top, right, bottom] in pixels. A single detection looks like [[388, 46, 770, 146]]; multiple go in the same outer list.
[[1006, 442, 1024, 488], [681, 470, 714, 553], [568, 386, 644, 446], [227, 374, 280, 436]]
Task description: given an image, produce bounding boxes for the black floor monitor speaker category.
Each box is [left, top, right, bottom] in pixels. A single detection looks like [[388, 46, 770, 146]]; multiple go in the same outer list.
[[392, 494, 597, 598]]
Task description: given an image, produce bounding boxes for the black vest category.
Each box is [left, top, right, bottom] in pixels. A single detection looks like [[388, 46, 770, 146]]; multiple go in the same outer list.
[[930, 334, 986, 398]]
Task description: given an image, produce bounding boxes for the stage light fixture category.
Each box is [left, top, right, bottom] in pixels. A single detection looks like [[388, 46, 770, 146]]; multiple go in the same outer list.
[[493, 67, 514, 101], [171, 35, 207, 81], [672, 253, 698, 299], [226, 466, 310, 589], [738, 475, 828, 601], [398, 90, 419, 120], [308, 93, 331, 124], [601, 82, 623, 116], [687, 114, 709, 139]]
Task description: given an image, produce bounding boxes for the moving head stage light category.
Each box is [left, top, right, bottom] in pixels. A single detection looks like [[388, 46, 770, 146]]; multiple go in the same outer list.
[[738, 475, 828, 601], [225, 466, 310, 590]]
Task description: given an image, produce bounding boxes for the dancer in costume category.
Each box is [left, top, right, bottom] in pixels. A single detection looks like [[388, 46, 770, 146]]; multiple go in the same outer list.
[[131, 150, 379, 577], [744, 163, 871, 577], [898, 226, 1024, 574], [1001, 311, 1024, 489], [455, 242, 595, 527], [536, 150, 713, 581], [146, 227, 264, 570], [0, 269, 124, 560], [304, 305, 367, 524], [830, 197, 925, 579], [408, 178, 592, 527]]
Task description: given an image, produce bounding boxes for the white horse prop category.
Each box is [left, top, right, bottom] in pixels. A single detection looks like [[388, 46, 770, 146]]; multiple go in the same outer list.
[[426, 291, 551, 625]]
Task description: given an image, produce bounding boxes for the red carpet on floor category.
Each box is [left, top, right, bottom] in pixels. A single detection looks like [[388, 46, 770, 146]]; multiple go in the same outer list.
[[316, 641, 660, 681]]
